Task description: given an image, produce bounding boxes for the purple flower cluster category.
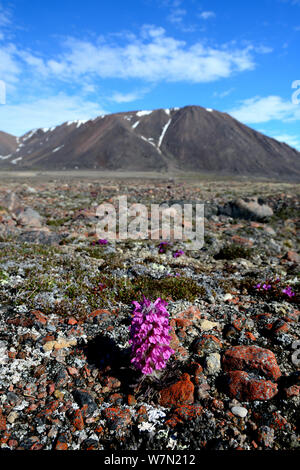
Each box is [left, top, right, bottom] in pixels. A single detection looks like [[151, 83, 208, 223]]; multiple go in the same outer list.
[[255, 283, 271, 290], [129, 297, 175, 375], [255, 278, 295, 299], [92, 238, 108, 246], [173, 250, 184, 258], [158, 241, 169, 253], [282, 286, 295, 298]]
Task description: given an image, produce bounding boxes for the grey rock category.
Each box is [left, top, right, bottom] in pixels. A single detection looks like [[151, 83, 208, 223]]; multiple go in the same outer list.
[[16, 207, 43, 228], [219, 197, 273, 221], [17, 229, 66, 245], [72, 389, 98, 416], [257, 426, 275, 448]]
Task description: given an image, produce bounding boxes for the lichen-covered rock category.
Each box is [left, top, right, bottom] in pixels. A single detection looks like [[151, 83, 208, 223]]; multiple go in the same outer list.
[[102, 406, 132, 435], [222, 345, 281, 380], [226, 370, 278, 401], [159, 373, 194, 407]]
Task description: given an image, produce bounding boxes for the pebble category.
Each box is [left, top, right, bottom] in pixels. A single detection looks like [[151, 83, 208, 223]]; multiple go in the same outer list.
[[223, 293, 233, 301], [231, 406, 248, 418], [199, 320, 219, 331], [7, 411, 18, 424], [205, 353, 221, 375]]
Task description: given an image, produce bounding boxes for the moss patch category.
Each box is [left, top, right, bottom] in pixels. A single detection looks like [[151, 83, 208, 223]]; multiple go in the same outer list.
[[214, 244, 253, 260]]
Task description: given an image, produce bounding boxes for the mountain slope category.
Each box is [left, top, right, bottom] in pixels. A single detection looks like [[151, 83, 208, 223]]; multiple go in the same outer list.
[[0, 131, 17, 160], [0, 105, 299, 179]]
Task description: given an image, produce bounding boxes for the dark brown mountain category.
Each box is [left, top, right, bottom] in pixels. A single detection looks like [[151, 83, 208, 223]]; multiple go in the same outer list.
[[0, 131, 17, 159], [0, 105, 299, 179]]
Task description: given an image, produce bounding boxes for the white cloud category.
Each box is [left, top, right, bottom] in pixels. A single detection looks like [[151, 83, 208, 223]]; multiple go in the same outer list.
[[271, 133, 300, 149], [199, 11, 216, 20], [0, 3, 11, 27], [0, 44, 21, 84], [17, 50, 49, 77], [109, 89, 148, 103], [1, 93, 106, 136], [213, 87, 235, 98], [167, 6, 186, 24], [228, 95, 300, 123], [34, 28, 256, 84]]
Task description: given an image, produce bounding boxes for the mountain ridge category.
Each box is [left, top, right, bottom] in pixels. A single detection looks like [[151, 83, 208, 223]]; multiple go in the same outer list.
[[0, 105, 299, 180]]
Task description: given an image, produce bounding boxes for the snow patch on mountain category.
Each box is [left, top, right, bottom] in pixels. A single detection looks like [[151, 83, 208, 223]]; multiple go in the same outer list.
[[158, 119, 172, 148], [136, 110, 152, 117]]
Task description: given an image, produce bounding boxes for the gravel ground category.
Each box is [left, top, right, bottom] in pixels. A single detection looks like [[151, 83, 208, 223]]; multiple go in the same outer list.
[[0, 175, 299, 451]]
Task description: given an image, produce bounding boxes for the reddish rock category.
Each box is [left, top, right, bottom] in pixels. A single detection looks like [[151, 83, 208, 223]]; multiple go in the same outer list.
[[165, 405, 203, 428], [24, 383, 37, 397], [103, 406, 132, 433], [284, 385, 300, 398], [226, 370, 278, 401], [30, 442, 43, 450], [0, 430, 11, 446], [30, 310, 48, 325], [190, 362, 203, 384], [55, 433, 69, 450], [8, 439, 18, 449], [37, 400, 59, 419], [95, 425, 104, 435], [272, 321, 289, 335], [286, 251, 300, 263], [27, 403, 39, 412], [159, 373, 194, 407], [7, 351, 16, 359], [66, 366, 79, 376], [127, 394, 137, 406], [231, 235, 253, 246], [88, 309, 115, 324], [102, 376, 121, 394], [250, 222, 263, 228], [174, 306, 203, 323], [193, 334, 222, 356], [174, 404, 203, 421], [136, 405, 148, 423], [211, 399, 224, 410], [72, 409, 85, 431], [171, 318, 192, 341], [7, 316, 34, 327], [109, 393, 124, 405], [269, 411, 289, 431], [169, 328, 189, 361], [39, 334, 56, 345], [245, 331, 256, 341], [0, 409, 6, 431], [222, 345, 281, 380], [165, 415, 183, 428]]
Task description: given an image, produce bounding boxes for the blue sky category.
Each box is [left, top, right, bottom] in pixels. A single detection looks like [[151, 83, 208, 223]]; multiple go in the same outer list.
[[0, 0, 300, 149]]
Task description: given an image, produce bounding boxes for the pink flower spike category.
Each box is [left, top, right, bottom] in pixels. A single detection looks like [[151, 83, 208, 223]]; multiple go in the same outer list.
[[129, 297, 174, 375]]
